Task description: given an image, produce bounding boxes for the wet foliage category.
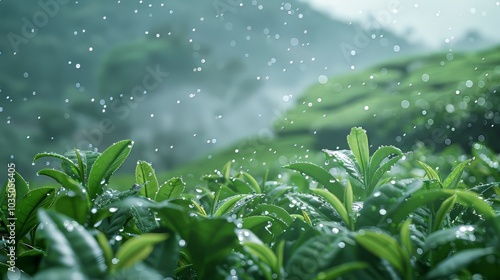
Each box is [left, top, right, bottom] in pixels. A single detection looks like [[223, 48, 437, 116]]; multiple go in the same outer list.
[[1, 127, 500, 279]]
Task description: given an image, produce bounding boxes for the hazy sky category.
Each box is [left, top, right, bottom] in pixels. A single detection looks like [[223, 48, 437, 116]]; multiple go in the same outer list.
[[306, 0, 500, 48]]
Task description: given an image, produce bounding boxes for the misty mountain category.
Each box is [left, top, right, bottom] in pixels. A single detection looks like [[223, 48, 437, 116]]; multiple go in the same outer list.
[[0, 0, 423, 177]]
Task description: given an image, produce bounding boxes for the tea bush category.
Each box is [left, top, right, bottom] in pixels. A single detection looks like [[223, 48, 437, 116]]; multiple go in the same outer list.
[[1, 127, 499, 279]]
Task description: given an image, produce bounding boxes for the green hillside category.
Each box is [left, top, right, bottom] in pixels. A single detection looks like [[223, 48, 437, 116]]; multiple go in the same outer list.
[[112, 45, 500, 188]]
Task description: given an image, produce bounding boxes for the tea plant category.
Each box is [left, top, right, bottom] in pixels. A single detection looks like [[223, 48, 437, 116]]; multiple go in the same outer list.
[[1, 128, 499, 279]]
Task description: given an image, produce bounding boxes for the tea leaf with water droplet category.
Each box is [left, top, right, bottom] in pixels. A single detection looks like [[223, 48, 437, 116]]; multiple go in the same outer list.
[[135, 160, 159, 199], [37, 209, 107, 278], [88, 140, 134, 200], [16, 187, 57, 242], [155, 177, 185, 202], [112, 233, 168, 272]]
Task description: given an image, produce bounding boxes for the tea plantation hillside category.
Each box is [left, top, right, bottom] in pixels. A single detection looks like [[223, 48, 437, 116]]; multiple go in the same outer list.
[[114, 45, 500, 188]]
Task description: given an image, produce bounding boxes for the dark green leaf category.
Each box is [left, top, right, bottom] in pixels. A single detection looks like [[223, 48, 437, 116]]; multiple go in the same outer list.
[[426, 248, 495, 279], [144, 230, 180, 277], [186, 218, 240, 279], [37, 209, 107, 278], [15, 187, 57, 242], [13, 171, 30, 202], [53, 194, 89, 225]]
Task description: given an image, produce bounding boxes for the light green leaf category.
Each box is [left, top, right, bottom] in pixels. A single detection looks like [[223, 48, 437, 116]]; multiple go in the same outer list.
[[370, 154, 404, 193], [347, 127, 370, 178], [135, 161, 159, 199], [389, 189, 495, 223], [322, 149, 364, 187], [37, 169, 87, 199], [155, 177, 185, 202], [243, 241, 279, 275], [432, 195, 456, 232], [344, 180, 353, 227], [355, 230, 406, 274], [113, 233, 168, 272], [311, 188, 349, 227], [285, 162, 343, 198], [34, 152, 79, 175], [370, 146, 403, 174], [400, 218, 414, 257], [250, 204, 294, 227], [442, 160, 471, 189], [87, 140, 133, 200], [241, 172, 262, 194], [214, 194, 248, 217], [416, 160, 441, 182], [314, 262, 369, 280]]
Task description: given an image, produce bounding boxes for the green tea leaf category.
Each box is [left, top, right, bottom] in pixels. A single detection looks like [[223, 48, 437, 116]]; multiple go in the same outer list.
[[311, 188, 349, 227], [13, 171, 30, 201], [214, 194, 249, 217], [113, 233, 168, 272], [136, 161, 159, 199], [241, 172, 262, 194], [347, 127, 370, 178], [250, 204, 294, 227], [53, 194, 89, 225], [442, 160, 471, 189], [37, 169, 87, 199], [424, 225, 478, 252], [416, 160, 441, 182], [62, 149, 101, 182], [243, 241, 279, 275], [314, 262, 369, 280], [16, 187, 57, 242], [144, 230, 180, 277], [355, 230, 406, 274], [323, 149, 364, 186], [285, 162, 343, 198], [87, 140, 133, 200], [370, 146, 403, 174], [155, 177, 185, 202], [37, 209, 107, 278], [34, 152, 79, 175], [344, 180, 353, 228], [186, 218, 240, 279], [389, 189, 495, 223], [369, 154, 403, 193], [426, 248, 495, 279], [400, 218, 414, 257], [432, 195, 456, 232]]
